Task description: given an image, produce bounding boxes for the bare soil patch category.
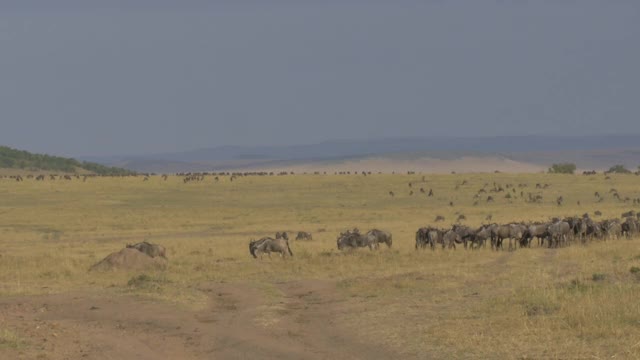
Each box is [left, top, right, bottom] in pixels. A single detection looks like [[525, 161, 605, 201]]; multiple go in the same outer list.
[[0, 280, 402, 360]]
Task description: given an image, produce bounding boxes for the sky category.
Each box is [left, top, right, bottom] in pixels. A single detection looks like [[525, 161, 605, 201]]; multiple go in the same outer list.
[[0, 1, 639, 157]]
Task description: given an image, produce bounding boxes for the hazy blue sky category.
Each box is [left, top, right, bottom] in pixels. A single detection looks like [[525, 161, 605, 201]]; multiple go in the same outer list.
[[1, 1, 639, 157]]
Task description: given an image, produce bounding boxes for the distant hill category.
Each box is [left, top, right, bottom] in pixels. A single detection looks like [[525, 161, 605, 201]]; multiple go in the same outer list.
[[0, 145, 135, 175], [81, 135, 640, 174]]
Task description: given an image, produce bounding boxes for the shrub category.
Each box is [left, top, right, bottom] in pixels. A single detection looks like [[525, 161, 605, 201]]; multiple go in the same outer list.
[[607, 164, 631, 174], [548, 163, 576, 174]]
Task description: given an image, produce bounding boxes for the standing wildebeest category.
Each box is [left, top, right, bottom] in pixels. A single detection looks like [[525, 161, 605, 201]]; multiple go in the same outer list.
[[452, 224, 476, 249], [622, 217, 639, 239], [548, 221, 571, 247], [365, 229, 392, 249], [442, 230, 461, 249], [521, 223, 550, 247], [249, 237, 293, 258], [275, 232, 289, 240], [126, 241, 167, 258], [295, 231, 313, 241], [415, 227, 431, 249]]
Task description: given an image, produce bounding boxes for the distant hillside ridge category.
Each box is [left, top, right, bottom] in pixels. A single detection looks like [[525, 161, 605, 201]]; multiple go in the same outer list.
[[0, 145, 135, 175]]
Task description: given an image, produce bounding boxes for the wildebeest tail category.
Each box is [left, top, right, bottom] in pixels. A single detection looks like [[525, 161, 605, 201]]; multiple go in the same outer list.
[[286, 241, 293, 257], [388, 234, 393, 248]]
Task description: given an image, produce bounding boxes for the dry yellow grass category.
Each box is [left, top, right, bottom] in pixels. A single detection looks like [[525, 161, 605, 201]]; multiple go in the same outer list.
[[1, 172, 640, 358]]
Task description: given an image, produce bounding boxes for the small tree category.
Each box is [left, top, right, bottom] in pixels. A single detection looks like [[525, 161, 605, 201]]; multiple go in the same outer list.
[[607, 164, 631, 174], [548, 163, 576, 174]]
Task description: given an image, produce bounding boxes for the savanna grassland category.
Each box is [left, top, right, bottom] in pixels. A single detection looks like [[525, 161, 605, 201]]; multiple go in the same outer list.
[[1, 172, 640, 359]]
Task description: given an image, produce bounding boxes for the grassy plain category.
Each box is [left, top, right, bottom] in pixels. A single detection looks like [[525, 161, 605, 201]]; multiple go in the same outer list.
[[1, 172, 640, 358]]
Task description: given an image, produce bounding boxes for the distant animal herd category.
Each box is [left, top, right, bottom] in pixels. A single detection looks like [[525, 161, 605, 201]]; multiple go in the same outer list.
[[249, 210, 640, 258]]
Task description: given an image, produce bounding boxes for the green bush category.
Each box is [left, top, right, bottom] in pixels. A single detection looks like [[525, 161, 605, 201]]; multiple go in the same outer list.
[[548, 163, 576, 174], [607, 164, 631, 174]]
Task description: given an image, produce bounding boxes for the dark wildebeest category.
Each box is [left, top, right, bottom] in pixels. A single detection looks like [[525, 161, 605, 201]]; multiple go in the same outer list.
[[621, 210, 636, 218], [622, 217, 639, 239], [337, 230, 374, 250], [415, 227, 431, 250], [275, 232, 289, 240], [366, 229, 392, 249], [434, 215, 445, 222], [295, 231, 313, 241], [126, 241, 167, 258], [452, 224, 476, 249], [521, 223, 550, 247], [249, 237, 293, 258]]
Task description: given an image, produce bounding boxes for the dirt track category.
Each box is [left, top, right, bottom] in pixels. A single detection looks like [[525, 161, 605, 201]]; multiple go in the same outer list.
[[0, 280, 401, 360]]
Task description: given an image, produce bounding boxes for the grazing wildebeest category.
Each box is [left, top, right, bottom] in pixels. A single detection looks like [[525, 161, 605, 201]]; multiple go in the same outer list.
[[452, 224, 478, 249], [621, 210, 636, 218], [295, 231, 313, 241], [428, 189, 434, 197], [249, 237, 293, 258], [366, 229, 393, 249], [456, 214, 466, 222], [126, 241, 167, 258], [434, 215, 445, 222], [337, 230, 374, 250], [472, 225, 493, 248], [389, 191, 395, 197], [275, 232, 289, 240], [594, 210, 602, 217]]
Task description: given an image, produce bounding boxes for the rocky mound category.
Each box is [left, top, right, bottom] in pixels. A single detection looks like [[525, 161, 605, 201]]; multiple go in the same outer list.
[[91, 248, 168, 272]]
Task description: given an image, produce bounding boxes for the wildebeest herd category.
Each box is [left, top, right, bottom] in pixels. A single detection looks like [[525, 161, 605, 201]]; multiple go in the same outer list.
[[415, 211, 640, 251], [249, 211, 640, 258]]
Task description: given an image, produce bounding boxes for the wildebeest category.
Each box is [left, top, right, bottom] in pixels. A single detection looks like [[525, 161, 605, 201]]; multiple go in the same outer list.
[[521, 223, 550, 247], [548, 221, 571, 247], [622, 217, 639, 239], [621, 210, 636, 218], [451, 224, 477, 249], [249, 237, 293, 258], [336, 230, 372, 250], [434, 215, 445, 222], [415, 227, 430, 249], [366, 229, 393, 249], [295, 231, 313, 241], [442, 230, 461, 249], [126, 241, 167, 258], [275, 231, 289, 240]]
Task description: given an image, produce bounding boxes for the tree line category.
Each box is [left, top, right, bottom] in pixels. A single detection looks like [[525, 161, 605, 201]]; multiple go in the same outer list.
[[0, 145, 134, 175], [549, 162, 638, 175]]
